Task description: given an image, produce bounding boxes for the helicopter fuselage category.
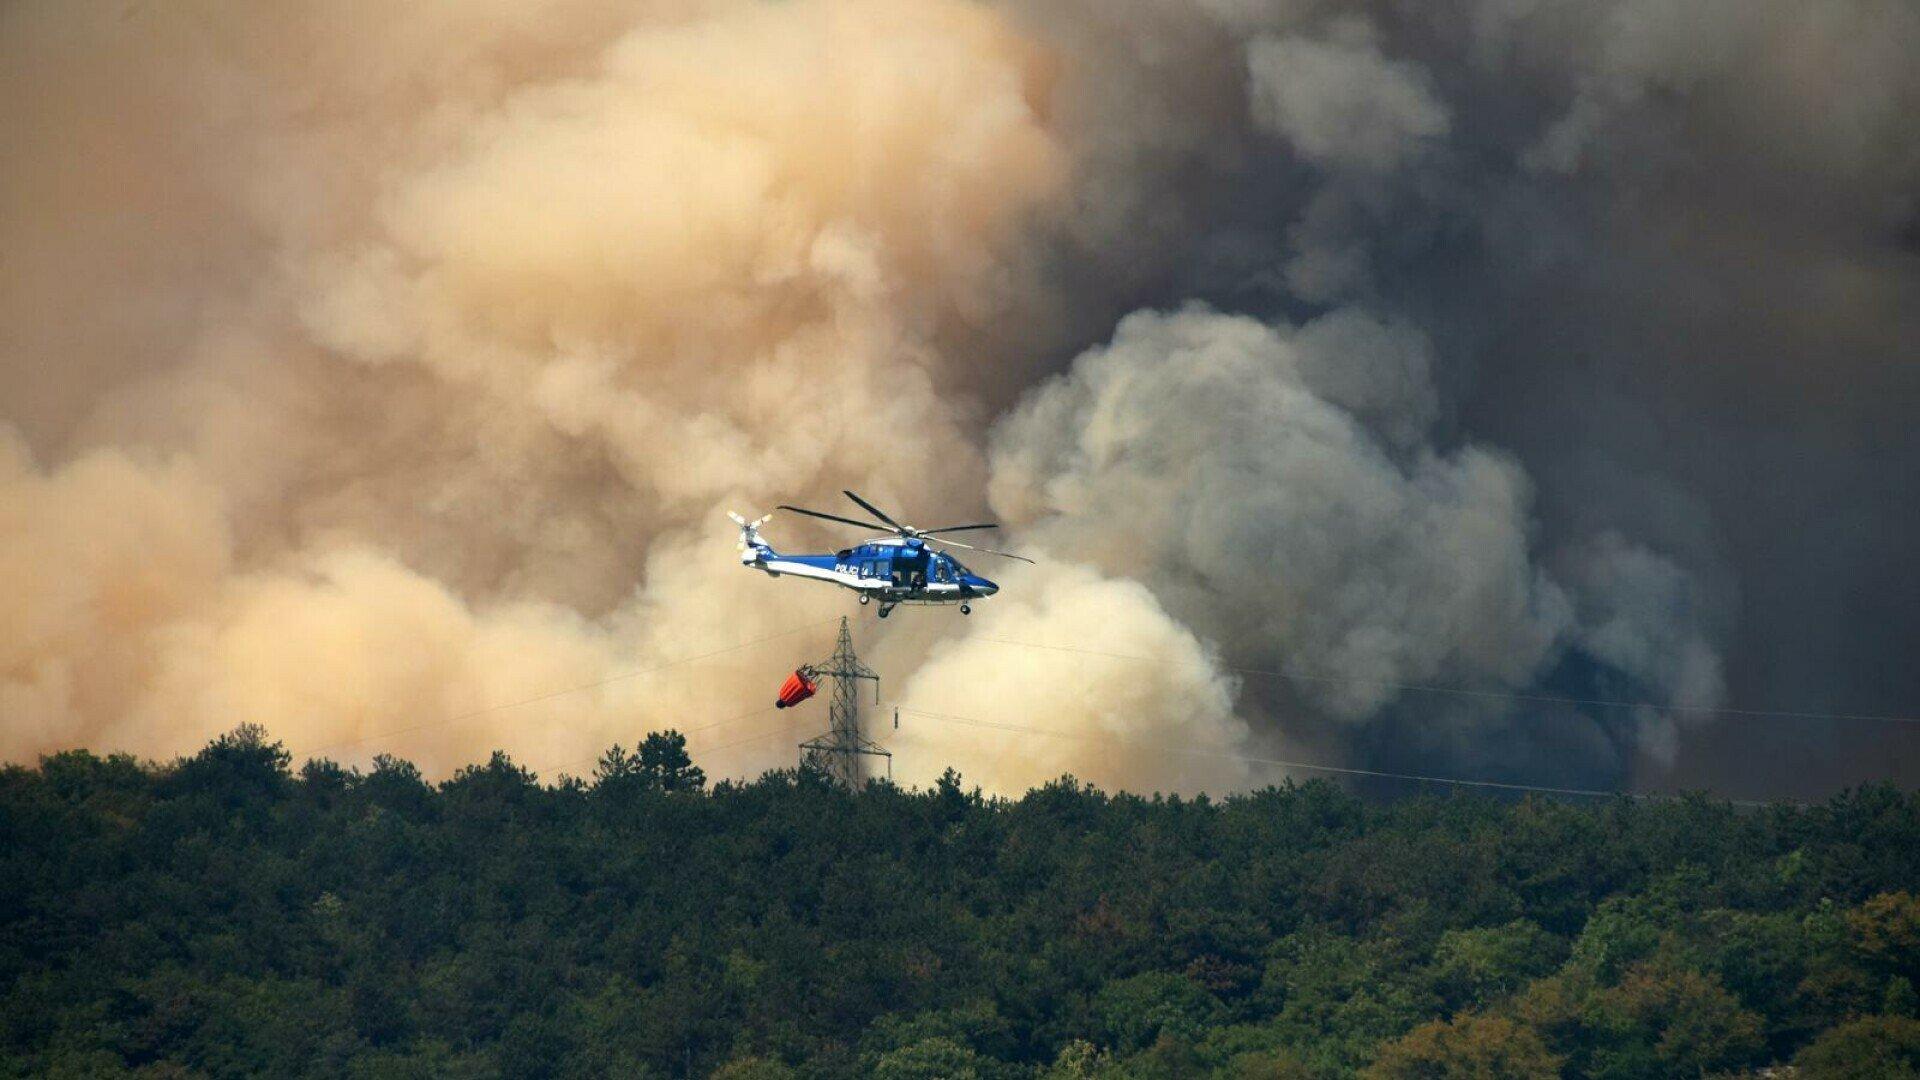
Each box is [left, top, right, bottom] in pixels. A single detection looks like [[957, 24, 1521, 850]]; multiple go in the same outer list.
[[742, 536, 998, 612], [732, 491, 1024, 616]]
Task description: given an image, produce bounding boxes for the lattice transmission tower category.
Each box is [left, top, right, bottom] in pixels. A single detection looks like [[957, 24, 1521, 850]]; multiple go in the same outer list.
[[798, 616, 888, 785]]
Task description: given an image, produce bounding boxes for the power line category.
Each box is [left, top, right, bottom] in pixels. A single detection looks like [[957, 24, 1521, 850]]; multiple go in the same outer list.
[[977, 637, 1920, 727], [275, 612, 1890, 801], [893, 705, 1772, 806], [705, 720, 803, 757], [293, 617, 839, 761]]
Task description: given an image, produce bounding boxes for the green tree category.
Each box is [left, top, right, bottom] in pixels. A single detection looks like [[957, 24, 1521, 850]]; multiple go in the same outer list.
[[1040, 1040, 1111, 1079], [1363, 1015, 1562, 1079], [1851, 892, 1920, 984], [1428, 920, 1565, 1010], [595, 731, 706, 797], [872, 1036, 989, 1079], [161, 722, 291, 808], [1523, 962, 1764, 1079], [1217, 1050, 1316, 1079], [1888, 978, 1920, 1019], [862, 1002, 1015, 1066], [5, 728, 1919, 1077], [1795, 1015, 1920, 1078], [1094, 972, 1219, 1052], [1256, 929, 1439, 1072], [711, 1056, 797, 1080], [362, 752, 434, 816], [638, 730, 705, 792]]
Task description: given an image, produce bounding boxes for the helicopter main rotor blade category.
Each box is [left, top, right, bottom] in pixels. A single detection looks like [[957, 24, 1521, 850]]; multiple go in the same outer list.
[[776, 505, 892, 532], [924, 535, 1035, 564], [842, 490, 906, 532], [917, 523, 999, 536]]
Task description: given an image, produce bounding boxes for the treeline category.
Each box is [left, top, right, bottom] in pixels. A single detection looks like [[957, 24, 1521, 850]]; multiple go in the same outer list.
[[4, 724, 1920, 1078]]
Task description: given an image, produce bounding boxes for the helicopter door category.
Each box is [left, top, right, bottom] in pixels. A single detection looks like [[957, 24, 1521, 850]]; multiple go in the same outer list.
[[889, 549, 928, 590]]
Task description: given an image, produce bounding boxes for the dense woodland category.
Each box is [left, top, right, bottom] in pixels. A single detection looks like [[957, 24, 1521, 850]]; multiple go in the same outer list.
[[4, 725, 1920, 1078]]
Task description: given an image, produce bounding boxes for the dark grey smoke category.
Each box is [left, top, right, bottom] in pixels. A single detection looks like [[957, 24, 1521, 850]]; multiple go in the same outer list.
[[991, 0, 1920, 798]]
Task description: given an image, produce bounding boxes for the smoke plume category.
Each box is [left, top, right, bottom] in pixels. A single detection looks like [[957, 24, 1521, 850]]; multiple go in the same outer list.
[[4, 0, 1917, 797]]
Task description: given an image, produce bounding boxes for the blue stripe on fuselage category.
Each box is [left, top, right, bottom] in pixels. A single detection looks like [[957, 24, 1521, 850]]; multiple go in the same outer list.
[[776, 554, 839, 570]]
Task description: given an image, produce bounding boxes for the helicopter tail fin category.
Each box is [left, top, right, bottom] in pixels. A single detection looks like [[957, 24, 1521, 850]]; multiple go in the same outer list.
[[729, 510, 776, 563]]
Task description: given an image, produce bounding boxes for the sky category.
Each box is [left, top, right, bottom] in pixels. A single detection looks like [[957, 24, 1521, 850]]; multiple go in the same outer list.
[[3, 0, 1917, 800]]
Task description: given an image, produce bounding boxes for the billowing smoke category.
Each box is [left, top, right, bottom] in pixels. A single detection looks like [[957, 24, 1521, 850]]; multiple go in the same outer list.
[[891, 563, 1248, 794], [3, 0, 1073, 779], [926, 303, 1720, 781], [4, 0, 1917, 797]]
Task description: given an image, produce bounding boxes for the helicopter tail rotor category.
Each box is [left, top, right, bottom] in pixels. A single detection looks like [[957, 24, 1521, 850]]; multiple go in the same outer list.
[[730, 510, 775, 562]]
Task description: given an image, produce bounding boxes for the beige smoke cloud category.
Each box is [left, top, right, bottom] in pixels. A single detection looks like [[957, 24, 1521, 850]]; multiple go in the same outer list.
[[0, 0, 1096, 782], [890, 562, 1249, 796], [0, 426, 833, 776], [1, 437, 230, 753]]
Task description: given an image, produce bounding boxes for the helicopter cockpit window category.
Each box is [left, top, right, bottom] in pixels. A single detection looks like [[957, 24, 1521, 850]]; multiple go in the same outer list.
[[933, 559, 953, 583]]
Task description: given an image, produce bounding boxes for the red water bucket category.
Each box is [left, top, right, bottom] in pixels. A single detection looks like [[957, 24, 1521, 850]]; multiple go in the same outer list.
[[775, 669, 818, 709]]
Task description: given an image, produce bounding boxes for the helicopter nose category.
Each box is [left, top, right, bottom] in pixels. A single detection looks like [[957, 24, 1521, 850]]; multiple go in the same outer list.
[[963, 575, 998, 596]]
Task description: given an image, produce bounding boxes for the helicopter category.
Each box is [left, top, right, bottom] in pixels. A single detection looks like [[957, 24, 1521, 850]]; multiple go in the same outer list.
[[730, 489, 1031, 617]]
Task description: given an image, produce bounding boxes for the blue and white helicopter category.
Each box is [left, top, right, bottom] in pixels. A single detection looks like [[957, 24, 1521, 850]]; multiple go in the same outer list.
[[731, 490, 1031, 617]]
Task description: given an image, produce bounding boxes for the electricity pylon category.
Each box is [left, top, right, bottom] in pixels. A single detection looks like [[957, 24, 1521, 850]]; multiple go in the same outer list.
[[798, 616, 887, 785]]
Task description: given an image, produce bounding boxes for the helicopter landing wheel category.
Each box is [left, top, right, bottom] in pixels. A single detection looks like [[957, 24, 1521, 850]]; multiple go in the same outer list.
[[960, 603, 971, 615], [858, 594, 870, 606], [878, 603, 895, 619]]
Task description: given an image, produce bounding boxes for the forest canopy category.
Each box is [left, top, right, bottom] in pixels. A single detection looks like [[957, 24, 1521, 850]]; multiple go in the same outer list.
[[4, 725, 1919, 1078]]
